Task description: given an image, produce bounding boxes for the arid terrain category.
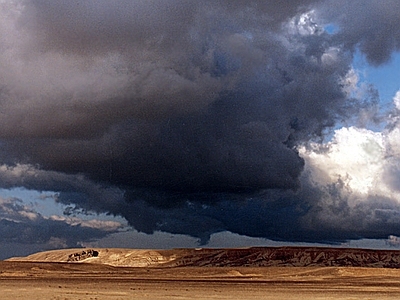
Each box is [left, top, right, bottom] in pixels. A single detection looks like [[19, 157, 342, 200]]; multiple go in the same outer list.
[[3, 247, 400, 299]]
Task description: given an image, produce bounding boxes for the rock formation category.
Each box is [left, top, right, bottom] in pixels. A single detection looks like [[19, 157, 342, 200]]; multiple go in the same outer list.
[[67, 249, 99, 262]]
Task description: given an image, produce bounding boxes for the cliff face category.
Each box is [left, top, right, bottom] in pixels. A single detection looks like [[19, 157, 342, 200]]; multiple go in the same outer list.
[[6, 247, 400, 268], [169, 247, 400, 268]]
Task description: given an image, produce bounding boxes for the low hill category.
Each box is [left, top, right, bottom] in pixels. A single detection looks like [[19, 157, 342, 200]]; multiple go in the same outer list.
[[6, 247, 400, 268], [7, 248, 178, 267]]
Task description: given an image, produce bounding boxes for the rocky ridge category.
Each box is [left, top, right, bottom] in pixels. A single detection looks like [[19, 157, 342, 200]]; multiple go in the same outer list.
[[7, 247, 400, 268]]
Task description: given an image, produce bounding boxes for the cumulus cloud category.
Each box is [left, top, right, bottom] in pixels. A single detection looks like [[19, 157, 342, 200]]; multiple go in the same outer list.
[[0, 0, 399, 248], [296, 92, 400, 242], [300, 91, 400, 203]]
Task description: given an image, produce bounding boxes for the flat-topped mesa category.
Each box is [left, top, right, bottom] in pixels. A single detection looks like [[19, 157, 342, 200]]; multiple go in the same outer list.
[[6, 247, 400, 268], [67, 249, 99, 262]]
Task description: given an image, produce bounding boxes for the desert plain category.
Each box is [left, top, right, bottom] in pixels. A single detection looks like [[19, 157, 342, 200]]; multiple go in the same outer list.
[[2, 247, 400, 299]]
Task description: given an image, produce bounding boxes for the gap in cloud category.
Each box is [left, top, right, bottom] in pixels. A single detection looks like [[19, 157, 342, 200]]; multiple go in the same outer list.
[[0, 188, 63, 217], [324, 23, 339, 34], [0, 187, 129, 224], [333, 49, 400, 133], [353, 50, 400, 112]]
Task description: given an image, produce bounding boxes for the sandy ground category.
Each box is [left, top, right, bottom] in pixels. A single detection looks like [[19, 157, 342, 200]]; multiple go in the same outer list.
[[1, 262, 400, 299]]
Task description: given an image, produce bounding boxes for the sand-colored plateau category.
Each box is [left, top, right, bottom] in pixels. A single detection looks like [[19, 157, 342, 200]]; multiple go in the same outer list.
[[2, 247, 400, 299]]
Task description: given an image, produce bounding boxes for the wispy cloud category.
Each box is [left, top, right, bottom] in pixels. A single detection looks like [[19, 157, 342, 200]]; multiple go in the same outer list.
[[0, 196, 123, 251]]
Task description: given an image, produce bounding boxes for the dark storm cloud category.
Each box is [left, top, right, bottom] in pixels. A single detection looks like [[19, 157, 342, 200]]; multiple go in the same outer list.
[[24, 0, 320, 54], [1, 0, 400, 246], [2, 0, 349, 192], [111, 175, 400, 244]]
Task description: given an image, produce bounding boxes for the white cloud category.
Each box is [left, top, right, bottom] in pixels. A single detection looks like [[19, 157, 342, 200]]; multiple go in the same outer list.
[[300, 127, 385, 195], [0, 196, 39, 222], [394, 90, 400, 111], [387, 235, 400, 247], [49, 215, 123, 232], [299, 94, 400, 205], [321, 47, 340, 67], [18, 210, 38, 221], [340, 68, 359, 96]]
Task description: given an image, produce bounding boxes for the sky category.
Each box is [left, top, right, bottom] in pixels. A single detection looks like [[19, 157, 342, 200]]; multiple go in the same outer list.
[[0, 0, 400, 259]]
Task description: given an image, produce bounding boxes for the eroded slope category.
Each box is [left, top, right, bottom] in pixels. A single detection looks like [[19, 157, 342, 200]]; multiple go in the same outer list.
[[7, 247, 400, 268]]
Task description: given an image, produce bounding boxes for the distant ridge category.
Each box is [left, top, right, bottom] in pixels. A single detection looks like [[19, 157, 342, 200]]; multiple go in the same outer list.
[[6, 247, 400, 268]]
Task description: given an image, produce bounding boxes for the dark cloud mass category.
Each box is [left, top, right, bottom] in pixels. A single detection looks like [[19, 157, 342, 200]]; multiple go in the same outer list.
[[1, 0, 400, 247]]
